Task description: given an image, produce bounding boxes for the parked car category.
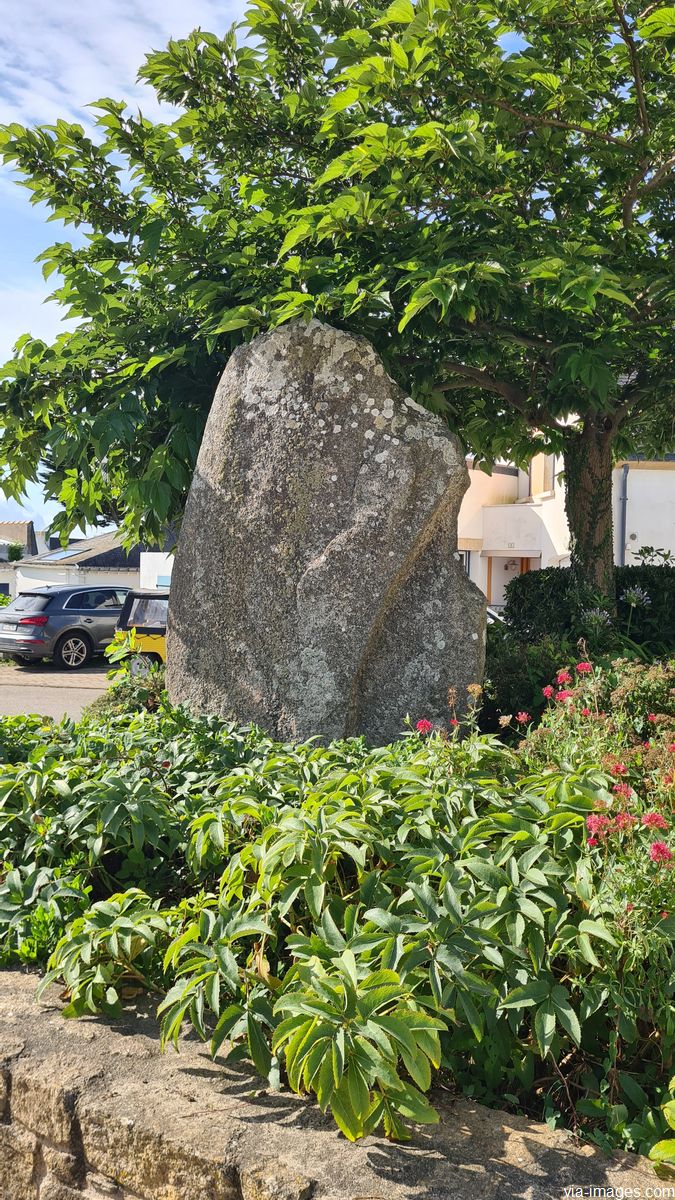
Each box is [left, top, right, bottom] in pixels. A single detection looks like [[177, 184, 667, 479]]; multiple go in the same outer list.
[[0, 585, 130, 669], [116, 589, 168, 676], [486, 606, 505, 625]]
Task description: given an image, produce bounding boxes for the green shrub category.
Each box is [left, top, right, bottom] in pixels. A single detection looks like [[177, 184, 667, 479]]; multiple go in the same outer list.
[[83, 665, 166, 720], [502, 565, 675, 654], [0, 593, 10, 608], [1, 672, 674, 1151]]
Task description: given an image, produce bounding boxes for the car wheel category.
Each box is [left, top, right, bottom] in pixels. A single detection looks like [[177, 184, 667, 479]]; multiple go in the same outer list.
[[54, 633, 92, 670], [129, 653, 157, 679]]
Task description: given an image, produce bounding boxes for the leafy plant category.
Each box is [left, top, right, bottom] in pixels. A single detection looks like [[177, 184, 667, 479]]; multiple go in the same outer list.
[[0, 670, 673, 1148]]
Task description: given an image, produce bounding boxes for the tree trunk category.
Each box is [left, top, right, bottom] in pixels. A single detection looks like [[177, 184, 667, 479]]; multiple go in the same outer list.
[[563, 420, 616, 602]]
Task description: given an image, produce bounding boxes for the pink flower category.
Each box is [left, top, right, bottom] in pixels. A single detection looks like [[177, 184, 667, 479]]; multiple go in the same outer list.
[[449, 718, 459, 727], [556, 670, 573, 685], [610, 762, 628, 776], [581, 707, 591, 717], [665, 773, 674, 787], [668, 744, 675, 753], [661, 911, 669, 919], [587, 813, 611, 836], [555, 689, 574, 702], [649, 841, 673, 864], [641, 812, 669, 830], [542, 685, 555, 699], [416, 718, 433, 735], [587, 837, 599, 847], [648, 713, 657, 723], [613, 783, 633, 800], [516, 711, 531, 724], [614, 810, 636, 827], [626, 903, 634, 912], [576, 662, 592, 675], [643, 741, 651, 750]]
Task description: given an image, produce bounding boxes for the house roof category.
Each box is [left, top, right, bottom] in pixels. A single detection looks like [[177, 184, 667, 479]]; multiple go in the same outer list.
[[19, 530, 142, 570], [0, 521, 38, 556]]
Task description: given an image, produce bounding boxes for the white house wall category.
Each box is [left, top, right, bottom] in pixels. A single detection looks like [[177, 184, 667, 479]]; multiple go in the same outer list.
[[15, 566, 140, 593], [612, 463, 675, 564], [139, 552, 174, 590]]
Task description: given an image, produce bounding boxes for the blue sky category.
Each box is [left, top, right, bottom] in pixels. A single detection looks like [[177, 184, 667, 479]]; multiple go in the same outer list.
[[0, 0, 244, 528]]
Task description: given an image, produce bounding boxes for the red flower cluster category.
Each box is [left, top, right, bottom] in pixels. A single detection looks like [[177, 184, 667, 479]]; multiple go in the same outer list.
[[668, 743, 675, 753], [556, 669, 573, 685], [614, 811, 636, 828], [587, 814, 612, 837], [416, 718, 433, 735], [610, 762, 628, 776], [555, 689, 574, 702], [449, 718, 460, 728], [641, 812, 669, 830], [576, 662, 593, 675], [649, 841, 673, 864], [648, 713, 657, 723], [581, 707, 592, 717], [516, 711, 531, 724], [542, 685, 554, 699], [612, 783, 633, 800]]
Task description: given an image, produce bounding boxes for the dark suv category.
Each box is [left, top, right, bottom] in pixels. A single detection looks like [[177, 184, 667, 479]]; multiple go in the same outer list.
[[0, 585, 130, 669]]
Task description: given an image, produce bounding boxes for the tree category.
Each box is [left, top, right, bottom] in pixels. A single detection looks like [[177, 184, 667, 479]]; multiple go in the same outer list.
[[0, 0, 673, 598]]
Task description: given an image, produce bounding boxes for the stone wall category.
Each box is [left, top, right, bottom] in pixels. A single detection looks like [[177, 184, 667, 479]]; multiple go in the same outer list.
[[0, 971, 658, 1200]]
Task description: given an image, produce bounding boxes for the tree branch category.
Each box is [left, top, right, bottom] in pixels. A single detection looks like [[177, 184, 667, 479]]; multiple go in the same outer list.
[[622, 152, 675, 227], [437, 360, 563, 433], [471, 91, 630, 148], [643, 153, 675, 192], [612, 0, 651, 137]]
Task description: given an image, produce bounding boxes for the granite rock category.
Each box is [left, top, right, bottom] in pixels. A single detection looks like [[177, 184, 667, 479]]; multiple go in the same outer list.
[[168, 320, 485, 743]]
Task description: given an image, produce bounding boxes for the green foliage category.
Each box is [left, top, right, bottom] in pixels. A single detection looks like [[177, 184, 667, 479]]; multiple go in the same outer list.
[[83, 663, 166, 720], [501, 565, 675, 653], [0, 0, 672, 580], [0, 593, 11, 608], [7, 543, 23, 562], [1, 673, 674, 1149]]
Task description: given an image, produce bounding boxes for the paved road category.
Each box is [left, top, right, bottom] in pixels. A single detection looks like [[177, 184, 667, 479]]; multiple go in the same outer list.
[[0, 661, 109, 720]]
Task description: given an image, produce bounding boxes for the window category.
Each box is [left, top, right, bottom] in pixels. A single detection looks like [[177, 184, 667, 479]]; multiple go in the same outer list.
[[3, 593, 51, 614], [0, 584, 9, 596], [156, 575, 172, 589], [64, 589, 121, 611], [458, 551, 471, 574], [128, 596, 168, 629]]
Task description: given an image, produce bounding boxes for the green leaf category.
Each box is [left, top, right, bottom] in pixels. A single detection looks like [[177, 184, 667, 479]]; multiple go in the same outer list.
[[534, 1000, 556, 1057], [376, 0, 415, 24], [277, 220, 313, 260], [247, 1012, 272, 1078]]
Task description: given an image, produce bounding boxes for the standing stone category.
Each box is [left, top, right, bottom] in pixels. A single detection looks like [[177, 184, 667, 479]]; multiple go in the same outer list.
[[167, 320, 485, 744]]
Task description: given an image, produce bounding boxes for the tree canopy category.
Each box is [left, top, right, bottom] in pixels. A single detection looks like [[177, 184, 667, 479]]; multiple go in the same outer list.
[[0, 0, 673, 591]]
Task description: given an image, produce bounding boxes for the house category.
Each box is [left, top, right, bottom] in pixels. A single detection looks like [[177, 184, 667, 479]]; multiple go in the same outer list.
[[459, 453, 675, 607], [0, 521, 39, 597], [12, 531, 142, 596]]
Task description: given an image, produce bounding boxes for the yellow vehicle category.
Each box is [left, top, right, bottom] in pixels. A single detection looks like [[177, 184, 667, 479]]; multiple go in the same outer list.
[[116, 589, 168, 677]]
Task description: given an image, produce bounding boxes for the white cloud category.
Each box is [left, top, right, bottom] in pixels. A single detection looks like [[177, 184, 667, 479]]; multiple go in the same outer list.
[[0, 283, 77, 360], [0, 0, 245, 128]]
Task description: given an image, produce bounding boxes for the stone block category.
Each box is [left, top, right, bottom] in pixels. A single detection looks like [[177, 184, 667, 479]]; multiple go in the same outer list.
[[239, 1163, 313, 1200], [78, 1105, 240, 1200], [42, 1146, 83, 1189], [39, 1180, 85, 1200], [0, 1122, 38, 1200], [11, 1065, 77, 1146]]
